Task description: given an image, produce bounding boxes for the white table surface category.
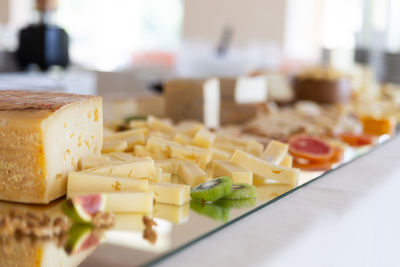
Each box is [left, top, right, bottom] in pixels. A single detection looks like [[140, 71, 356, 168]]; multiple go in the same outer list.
[[156, 136, 400, 267]]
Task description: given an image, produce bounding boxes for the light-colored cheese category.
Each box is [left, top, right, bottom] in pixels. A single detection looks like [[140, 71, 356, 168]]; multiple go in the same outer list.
[[164, 78, 220, 128], [261, 140, 289, 164], [255, 183, 295, 201], [161, 172, 172, 183], [174, 133, 193, 145], [107, 152, 137, 161], [105, 192, 154, 213], [246, 140, 264, 156], [210, 147, 231, 161], [213, 160, 253, 184], [85, 157, 155, 178], [0, 91, 103, 204], [80, 154, 116, 170], [149, 182, 190, 206], [230, 149, 299, 185], [150, 167, 163, 182], [129, 120, 148, 129], [175, 121, 204, 137], [146, 136, 175, 158], [153, 202, 189, 224], [177, 161, 207, 187], [133, 145, 152, 158], [193, 129, 216, 148], [104, 128, 148, 141], [280, 155, 293, 168], [102, 140, 128, 153], [170, 145, 212, 166], [170, 174, 187, 185], [125, 133, 146, 150], [67, 172, 148, 196], [213, 143, 241, 153], [113, 213, 146, 231], [147, 115, 176, 134]]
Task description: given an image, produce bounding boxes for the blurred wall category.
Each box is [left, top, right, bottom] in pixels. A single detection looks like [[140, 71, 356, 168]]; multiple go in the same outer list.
[[183, 0, 287, 46], [0, 0, 10, 24]]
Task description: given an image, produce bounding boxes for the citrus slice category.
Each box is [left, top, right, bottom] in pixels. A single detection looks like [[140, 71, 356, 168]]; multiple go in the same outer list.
[[289, 136, 333, 162], [338, 133, 375, 147]]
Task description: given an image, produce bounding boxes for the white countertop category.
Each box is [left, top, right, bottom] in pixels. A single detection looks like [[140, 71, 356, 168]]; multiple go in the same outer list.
[[157, 136, 400, 267]]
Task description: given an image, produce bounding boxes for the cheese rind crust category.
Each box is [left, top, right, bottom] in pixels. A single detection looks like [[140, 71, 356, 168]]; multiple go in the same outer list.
[[0, 91, 103, 204]]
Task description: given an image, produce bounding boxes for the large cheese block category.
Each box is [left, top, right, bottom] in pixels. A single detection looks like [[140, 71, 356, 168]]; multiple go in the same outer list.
[[0, 91, 103, 204], [164, 78, 220, 128]]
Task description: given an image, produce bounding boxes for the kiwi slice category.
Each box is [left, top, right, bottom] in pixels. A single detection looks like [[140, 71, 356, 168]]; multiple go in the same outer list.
[[190, 176, 232, 202], [215, 198, 257, 209], [190, 200, 230, 223], [224, 183, 257, 200]]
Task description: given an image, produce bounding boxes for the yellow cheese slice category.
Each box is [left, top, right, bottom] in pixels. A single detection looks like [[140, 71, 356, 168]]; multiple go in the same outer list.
[[231, 149, 299, 185], [210, 147, 231, 161], [125, 133, 146, 150], [174, 133, 193, 145], [104, 128, 148, 141], [67, 172, 148, 196], [261, 140, 289, 164], [102, 140, 128, 153], [246, 140, 264, 156], [150, 167, 163, 182], [147, 116, 176, 134], [80, 154, 116, 170], [153, 203, 189, 224], [175, 121, 204, 137], [105, 192, 154, 213], [177, 161, 207, 187], [161, 172, 172, 183], [133, 145, 152, 157], [85, 157, 155, 178], [155, 159, 174, 173], [107, 152, 137, 161], [149, 182, 190, 206], [193, 129, 216, 148], [213, 160, 253, 184], [280, 155, 293, 168], [170, 145, 212, 165]]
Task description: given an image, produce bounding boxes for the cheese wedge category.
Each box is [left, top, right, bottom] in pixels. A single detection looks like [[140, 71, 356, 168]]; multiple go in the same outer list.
[[261, 140, 288, 164], [177, 161, 207, 187], [0, 91, 102, 203], [149, 182, 190, 206], [67, 172, 148, 196], [105, 192, 154, 213], [153, 203, 190, 224], [86, 157, 155, 178], [193, 129, 216, 148], [213, 160, 253, 184], [231, 149, 299, 185]]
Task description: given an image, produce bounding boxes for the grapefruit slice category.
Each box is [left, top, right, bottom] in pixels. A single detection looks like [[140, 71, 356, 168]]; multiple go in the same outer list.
[[62, 194, 107, 224], [289, 135, 333, 162], [293, 157, 334, 171], [338, 133, 375, 147]]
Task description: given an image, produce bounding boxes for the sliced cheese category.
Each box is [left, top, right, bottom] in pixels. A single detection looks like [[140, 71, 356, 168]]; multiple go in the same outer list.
[[174, 133, 193, 145], [133, 145, 152, 158], [175, 121, 204, 137], [102, 140, 128, 153], [153, 203, 189, 224], [105, 192, 154, 213], [210, 147, 231, 161], [107, 152, 137, 161], [193, 129, 216, 148], [80, 154, 115, 170], [86, 157, 155, 178], [104, 128, 148, 141], [261, 140, 289, 164], [213, 160, 253, 184], [147, 115, 176, 134], [280, 155, 293, 168], [0, 90, 103, 204], [231, 149, 299, 185], [161, 172, 172, 183], [125, 133, 146, 150], [149, 182, 190, 206], [170, 145, 212, 165], [246, 140, 264, 156], [177, 161, 207, 187], [67, 172, 148, 196]]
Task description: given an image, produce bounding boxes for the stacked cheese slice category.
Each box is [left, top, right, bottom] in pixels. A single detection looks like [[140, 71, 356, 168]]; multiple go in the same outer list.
[[68, 116, 299, 219]]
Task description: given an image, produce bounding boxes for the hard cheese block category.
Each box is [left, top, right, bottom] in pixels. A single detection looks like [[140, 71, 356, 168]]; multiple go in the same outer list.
[[231, 149, 299, 185], [0, 90, 103, 203]]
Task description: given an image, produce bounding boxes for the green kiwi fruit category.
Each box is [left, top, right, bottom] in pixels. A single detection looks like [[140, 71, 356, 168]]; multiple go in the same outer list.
[[190, 200, 230, 222], [224, 183, 257, 200], [215, 198, 257, 209], [190, 176, 232, 202]]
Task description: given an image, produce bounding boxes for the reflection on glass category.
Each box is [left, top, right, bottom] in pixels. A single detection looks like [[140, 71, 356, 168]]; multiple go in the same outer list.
[[153, 202, 190, 224], [190, 200, 230, 223]]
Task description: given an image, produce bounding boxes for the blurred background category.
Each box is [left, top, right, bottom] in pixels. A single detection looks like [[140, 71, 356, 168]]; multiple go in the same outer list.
[[0, 0, 399, 101]]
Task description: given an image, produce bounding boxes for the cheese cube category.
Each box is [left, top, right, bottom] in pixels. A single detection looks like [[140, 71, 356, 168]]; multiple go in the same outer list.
[[102, 140, 128, 153], [170, 145, 212, 165], [107, 152, 137, 161], [213, 160, 253, 184], [149, 183, 190, 206], [280, 155, 293, 168], [174, 133, 193, 145], [86, 157, 155, 178], [80, 154, 116, 169], [215, 133, 247, 147], [155, 159, 174, 173], [161, 172, 172, 183], [171, 174, 187, 185], [67, 172, 148, 196], [177, 161, 207, 187], [129, 120, 148, 129], [213, 143, 241, 153], [246, 140, 264, 156], [104, 128, 148, 141], [210, 147, 231, 161], [261, 140, 289, 164], [193, 129, 216, 148], [146, 136, 175, 157], [176, 121, 204, 137], [125, 133, 146, 150], [147, 115, 176, 134], [164, 78, 220, 128], [133, 145, 152, 157], [150, 167, 163, 182], [105, 192, 154, 213], [153, 203, 189, 224], [231, 150, 299, 185], [0, 91, 102, 203]]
